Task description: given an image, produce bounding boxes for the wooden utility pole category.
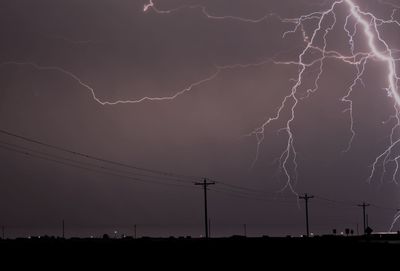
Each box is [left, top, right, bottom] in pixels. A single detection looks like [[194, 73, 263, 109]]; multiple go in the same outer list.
[[195, 178, 215, 239], [299, 193, 314, 237], [357, 202, 370, 234]]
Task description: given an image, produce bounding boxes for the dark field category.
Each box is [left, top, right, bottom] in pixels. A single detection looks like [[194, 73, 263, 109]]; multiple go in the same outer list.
[[1, 235, 399, 261]]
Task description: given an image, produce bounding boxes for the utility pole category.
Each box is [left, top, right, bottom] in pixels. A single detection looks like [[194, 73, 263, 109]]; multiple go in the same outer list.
[[299, 193, 314, 237], [357, 202, 370, 234], [195, 178, 215, 239]]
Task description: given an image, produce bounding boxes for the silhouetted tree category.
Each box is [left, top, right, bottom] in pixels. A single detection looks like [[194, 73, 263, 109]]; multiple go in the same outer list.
[[332, 229, 337, 235]]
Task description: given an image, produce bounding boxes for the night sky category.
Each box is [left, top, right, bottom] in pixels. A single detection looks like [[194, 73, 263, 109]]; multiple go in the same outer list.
[[1, 0, 400, 238]]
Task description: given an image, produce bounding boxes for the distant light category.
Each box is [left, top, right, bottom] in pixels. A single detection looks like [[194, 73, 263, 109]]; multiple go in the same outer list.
[[90, 236, 94, 239], [310, 233, 314, 236], [341, 232, 344, 235]]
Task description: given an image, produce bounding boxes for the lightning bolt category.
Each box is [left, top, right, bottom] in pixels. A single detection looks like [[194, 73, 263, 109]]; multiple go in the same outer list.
[[389, 210, 400, 231], [144, 0, 277, 23], [1, 58, 284, 108], [0, 61, 223, 105], [2, 0, 400, 228], [144, 0, 400, 226]]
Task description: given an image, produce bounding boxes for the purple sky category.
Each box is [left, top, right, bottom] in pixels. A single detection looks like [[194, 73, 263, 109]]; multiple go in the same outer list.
[[0, 0, 399, 238]]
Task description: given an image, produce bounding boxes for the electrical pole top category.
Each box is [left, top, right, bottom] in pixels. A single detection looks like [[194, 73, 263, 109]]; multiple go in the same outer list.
[[299, 193, 314, 200], [357, 202, 370, 235], [195, 178, 216, 187]]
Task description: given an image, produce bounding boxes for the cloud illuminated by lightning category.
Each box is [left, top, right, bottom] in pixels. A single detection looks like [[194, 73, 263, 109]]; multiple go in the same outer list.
[[243, 0, 400, 199], [2, 0, 400, 228], [143, 0, 400, 224], [3, 0, 400, 191]]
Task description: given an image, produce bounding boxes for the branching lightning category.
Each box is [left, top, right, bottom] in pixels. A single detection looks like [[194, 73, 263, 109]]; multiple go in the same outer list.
[[2, 0, 400, 229], [0, 61, 222, 105], [144, 0, 274, 23], [143, 0, 400, 228], [390, 209, 400, 231]]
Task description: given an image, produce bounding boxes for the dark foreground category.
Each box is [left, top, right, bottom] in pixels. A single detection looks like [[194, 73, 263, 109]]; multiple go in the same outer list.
[[1, 235, 399, 266]]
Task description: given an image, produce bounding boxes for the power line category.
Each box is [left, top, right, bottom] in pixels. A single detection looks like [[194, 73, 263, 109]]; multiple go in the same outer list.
[[1, 140, 293, 201], [314, 196, 359, 208], [212, 179, 276, 195], [1, 129, 400, 214], [2, 139, 295, 200], [0, 129, 198, 180], [0, 136, 316, 203], [0, 143, 199, 190], [1, 139, 299, 201], [369, 203, 399, 212], [208, 185, 289, 199], [0, 140, 194, 185], [211, 178, 301, 201], [0, 131, 287, 197], [209, 188, 298, 205], [315, 196, 400, 214]]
